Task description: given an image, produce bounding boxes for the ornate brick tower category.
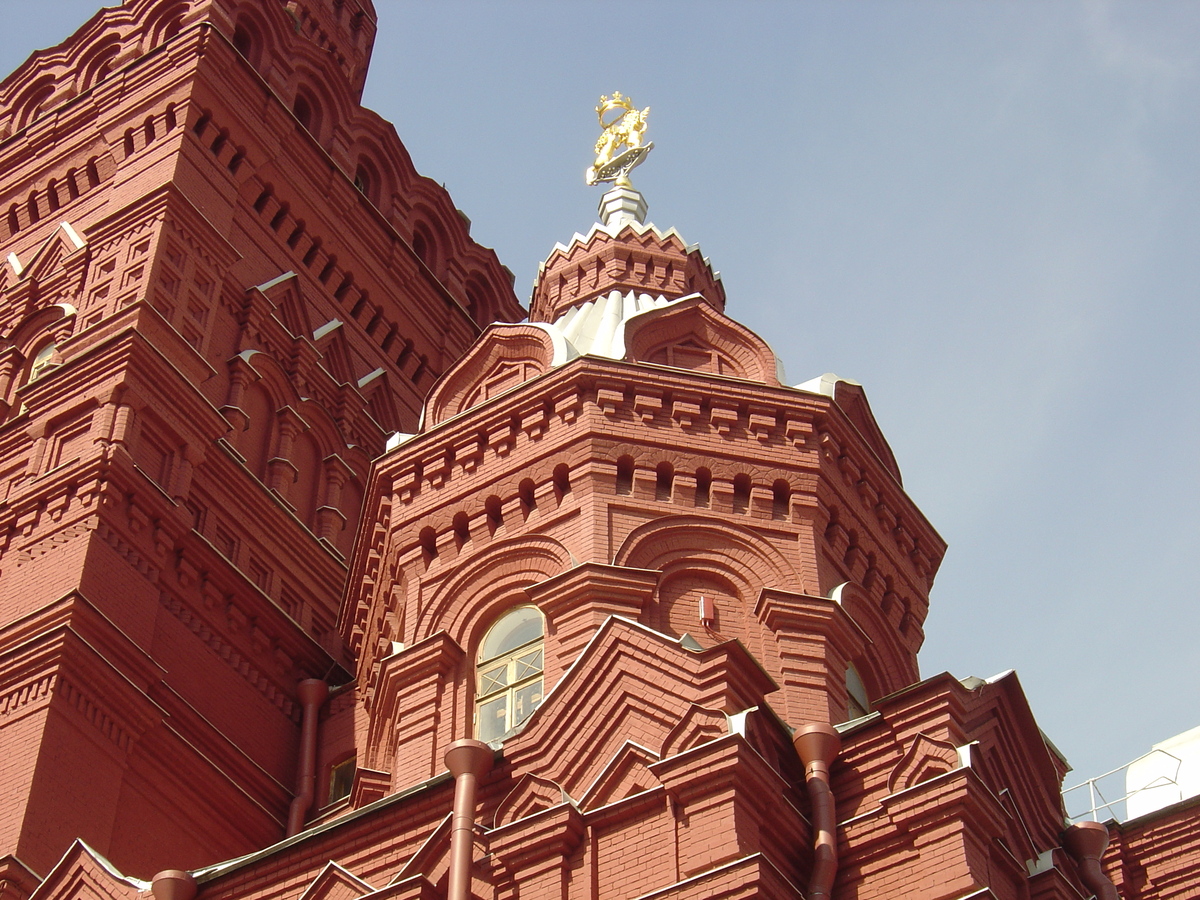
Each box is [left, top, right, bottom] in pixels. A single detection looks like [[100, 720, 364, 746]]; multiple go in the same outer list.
[[0, 0, 521, 881], [3, 6, 1198, 900]]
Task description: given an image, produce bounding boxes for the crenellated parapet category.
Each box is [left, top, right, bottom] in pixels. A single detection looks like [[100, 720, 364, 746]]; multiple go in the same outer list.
[[530, 220, 724, 324]]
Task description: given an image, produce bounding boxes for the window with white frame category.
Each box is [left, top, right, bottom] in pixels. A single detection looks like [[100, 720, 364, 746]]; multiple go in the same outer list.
[[475, 606, 544, 741]]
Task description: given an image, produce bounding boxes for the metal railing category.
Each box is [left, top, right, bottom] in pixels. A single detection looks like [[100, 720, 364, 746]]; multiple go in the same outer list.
[[1063, 748, 1183, 823]]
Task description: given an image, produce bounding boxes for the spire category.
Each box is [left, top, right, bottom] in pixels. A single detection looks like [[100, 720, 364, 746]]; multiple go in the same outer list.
[[530, 93, 724, 324], [597, 184, 648, 228]]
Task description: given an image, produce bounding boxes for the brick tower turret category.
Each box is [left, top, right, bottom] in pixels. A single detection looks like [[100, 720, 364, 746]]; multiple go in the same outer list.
[[4, 8, 1189, 899], [0, 0, 521, 880]]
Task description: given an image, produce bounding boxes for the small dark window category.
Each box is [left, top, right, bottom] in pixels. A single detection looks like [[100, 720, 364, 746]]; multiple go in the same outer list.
[[269, 201, 290, 231], [694, 468, 712, 508], [485, 495, 504, 534], [419, 526, 438, 563], [353, 163, 374, 201], [232, 25, 255, 62], [293, 95, 312, 130], [655, 462, 673, 501], [615, 456, 634, 496], [553, 464, 571, 501], [411, 228, 429, 265], [253, 186, 273, 213], [772, 479, 791, 521], [328, 758, 355, 804], [453, 511, 470, 549], [732, 474, 751, 514], [519, 478, 537, 518]]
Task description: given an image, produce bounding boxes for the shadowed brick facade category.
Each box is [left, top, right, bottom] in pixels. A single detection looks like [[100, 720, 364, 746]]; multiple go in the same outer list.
[[0, 2, 1196, 900]]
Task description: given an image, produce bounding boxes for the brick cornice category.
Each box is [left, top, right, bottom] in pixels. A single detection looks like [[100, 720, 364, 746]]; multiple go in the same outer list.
[[487, 802, 586, 872], [529, 562, 659, 623]]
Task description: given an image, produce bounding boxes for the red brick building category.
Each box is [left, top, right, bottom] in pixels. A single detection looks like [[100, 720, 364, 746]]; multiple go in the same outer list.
[[0, 2, 1194, 899]]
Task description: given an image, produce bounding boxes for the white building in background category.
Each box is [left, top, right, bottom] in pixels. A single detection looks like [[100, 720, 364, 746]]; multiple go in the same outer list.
[[1125, 724, 1200, 819]]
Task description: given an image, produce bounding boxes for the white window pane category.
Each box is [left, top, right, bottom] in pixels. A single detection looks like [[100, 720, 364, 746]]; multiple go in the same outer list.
[[480, 607, 543, 662]]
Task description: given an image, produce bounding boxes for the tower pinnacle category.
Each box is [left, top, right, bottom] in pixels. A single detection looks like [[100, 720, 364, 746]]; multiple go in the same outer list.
[[586, 91, 654, 189]]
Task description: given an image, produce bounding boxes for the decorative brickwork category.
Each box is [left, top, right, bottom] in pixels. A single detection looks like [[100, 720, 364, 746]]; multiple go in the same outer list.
[[0, 3, 1196, 900]]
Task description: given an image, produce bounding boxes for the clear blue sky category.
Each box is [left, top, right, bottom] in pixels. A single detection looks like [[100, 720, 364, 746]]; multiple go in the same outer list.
[[3, 1, 1197, 799]]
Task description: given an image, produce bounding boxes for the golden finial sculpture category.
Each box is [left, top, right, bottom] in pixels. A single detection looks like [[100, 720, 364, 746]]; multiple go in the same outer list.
[[586, 92, 654, 187]]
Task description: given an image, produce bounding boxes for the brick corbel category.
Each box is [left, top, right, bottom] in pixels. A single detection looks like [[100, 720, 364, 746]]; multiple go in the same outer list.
[[367, 631, 464, 783], [690, 640, 778, 714], [348, 766, 392, 808], [527, 563, 660, 688], [754, 587, 870, 725], [650, 735, 799, 880], [488, 803, 585, 887]]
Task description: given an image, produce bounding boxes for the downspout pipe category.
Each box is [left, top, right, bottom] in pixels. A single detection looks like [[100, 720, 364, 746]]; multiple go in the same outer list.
[[286, 678, 329, 837], [445, 739, 494, 900], [794, 723, 842, 900], [151, 871, 196, 900], [1063, 820, 1120, 900]]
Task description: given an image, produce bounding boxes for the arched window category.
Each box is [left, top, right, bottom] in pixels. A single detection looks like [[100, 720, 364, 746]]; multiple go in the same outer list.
[[27, 342, 57, 383], [846, 664, 870, 721], [732, 473, 751, 514], [694, 467, 712, 508], [476, 606, 544, 741]]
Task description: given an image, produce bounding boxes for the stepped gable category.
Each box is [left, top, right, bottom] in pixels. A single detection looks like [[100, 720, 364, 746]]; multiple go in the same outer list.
[[529, 186, 725, 324]]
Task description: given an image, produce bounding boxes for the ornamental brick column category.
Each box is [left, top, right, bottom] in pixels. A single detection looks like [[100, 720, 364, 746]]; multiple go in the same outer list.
[[366, 632, 464, 785]]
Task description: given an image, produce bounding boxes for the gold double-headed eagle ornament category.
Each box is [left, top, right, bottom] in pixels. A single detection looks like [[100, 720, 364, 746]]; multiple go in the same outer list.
[[586, 92, 653, 187]]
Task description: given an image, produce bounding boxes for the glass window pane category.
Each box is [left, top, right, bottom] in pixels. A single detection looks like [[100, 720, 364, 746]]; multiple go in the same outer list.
[[511, 678, 543, 729], [480, 607, 543, 662], [479, 663, 508, 696], [477, 695, 508, 742], [514, 648, 543, 680]]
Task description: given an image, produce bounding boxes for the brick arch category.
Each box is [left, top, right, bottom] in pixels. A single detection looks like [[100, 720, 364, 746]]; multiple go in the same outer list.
[[614, 515, 797, 591], [423, 324, 560, 427], [2, 303, 77, 356], [222, 0, 293, 70], [829, 581, 915, 697], [9, 75, 57, 133], [236, 349, 294, 411], [141, 0, 190, 51], [73, 35, 122, 94], [623, 295, 780, 385], [656, 568, 747, 645], [463, 272, 498, 328], [415, 534, 569, 651], [294, 397, 349, 460], [409, 206, 451, 276]]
